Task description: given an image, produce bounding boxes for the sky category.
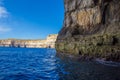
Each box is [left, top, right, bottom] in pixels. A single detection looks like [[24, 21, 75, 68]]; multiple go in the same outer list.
[[0, 0, 64, 39]]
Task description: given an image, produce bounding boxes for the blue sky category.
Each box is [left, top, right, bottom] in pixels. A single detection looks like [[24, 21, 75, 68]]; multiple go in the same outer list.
[[0, 0, 64, 39]]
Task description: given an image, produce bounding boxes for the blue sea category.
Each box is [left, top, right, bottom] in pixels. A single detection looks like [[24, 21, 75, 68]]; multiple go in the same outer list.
[[0, 47, 120, 80]]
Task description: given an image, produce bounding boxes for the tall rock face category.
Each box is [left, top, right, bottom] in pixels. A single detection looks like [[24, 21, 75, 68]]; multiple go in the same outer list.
[[56, 0, 120, 61]]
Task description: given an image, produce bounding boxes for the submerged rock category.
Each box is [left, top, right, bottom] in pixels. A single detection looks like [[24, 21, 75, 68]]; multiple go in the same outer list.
[[56, 0, 120, 62]]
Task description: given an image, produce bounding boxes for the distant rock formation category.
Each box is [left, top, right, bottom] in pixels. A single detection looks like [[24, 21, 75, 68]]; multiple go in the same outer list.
[[0, 34, 58, 48], [56, 0, 120, 61]]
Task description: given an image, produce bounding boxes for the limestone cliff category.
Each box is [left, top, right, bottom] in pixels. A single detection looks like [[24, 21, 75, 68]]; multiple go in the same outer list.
[[0, 34, 58, 48], [56, 0, 120, 61]]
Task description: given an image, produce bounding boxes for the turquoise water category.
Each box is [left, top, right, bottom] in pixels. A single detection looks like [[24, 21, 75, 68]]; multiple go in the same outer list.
[[0, 47, 120, 80]]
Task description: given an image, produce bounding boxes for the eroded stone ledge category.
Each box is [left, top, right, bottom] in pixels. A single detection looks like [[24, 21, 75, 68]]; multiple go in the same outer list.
[[0, 34, 58, 48]]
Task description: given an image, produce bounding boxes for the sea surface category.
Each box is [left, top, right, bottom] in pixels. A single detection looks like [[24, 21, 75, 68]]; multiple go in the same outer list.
[[0, 47, 120, 80]]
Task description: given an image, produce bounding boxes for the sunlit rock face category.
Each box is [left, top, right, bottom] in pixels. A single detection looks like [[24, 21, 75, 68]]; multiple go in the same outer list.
[[46, 34, 58, 48], [0, 34, 58, 48], [56, 0, 120, 61]]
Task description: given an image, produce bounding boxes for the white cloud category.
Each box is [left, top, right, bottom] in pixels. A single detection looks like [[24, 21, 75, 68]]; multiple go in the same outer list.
[[0, 6, 8, 18], [0, 0, 9, 18], [0, 26, 11, 33], [0, 0, 11, 34]]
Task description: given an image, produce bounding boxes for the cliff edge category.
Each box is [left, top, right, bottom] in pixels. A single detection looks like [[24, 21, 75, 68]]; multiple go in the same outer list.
[[0, 34, 58, 48], [56, 0, 120, 61]]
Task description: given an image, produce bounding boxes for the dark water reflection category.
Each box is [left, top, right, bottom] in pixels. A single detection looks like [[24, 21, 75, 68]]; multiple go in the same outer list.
[[57, 53, 120, 80], [0, 47, 120, 80]]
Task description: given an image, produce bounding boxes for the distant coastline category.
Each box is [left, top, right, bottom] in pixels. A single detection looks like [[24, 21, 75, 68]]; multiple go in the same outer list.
[[0, 34, 58, 48]]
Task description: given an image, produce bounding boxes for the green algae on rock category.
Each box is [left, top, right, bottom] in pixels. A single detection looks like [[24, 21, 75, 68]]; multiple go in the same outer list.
[[55, 0, 120, 62]]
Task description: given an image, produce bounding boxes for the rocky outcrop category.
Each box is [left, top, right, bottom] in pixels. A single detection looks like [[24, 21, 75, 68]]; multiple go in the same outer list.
[[0, 34, 58, 48], [46, 34, 58, 48], [56, 0, 120, 61]]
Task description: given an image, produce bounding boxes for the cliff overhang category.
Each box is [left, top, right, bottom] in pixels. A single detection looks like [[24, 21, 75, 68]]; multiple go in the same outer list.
[[55, 0, 120, 62]]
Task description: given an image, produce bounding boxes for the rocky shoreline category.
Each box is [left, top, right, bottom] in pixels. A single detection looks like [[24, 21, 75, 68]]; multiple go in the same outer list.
[[56, 0, 120, 62], [0, 34, 57, 48]]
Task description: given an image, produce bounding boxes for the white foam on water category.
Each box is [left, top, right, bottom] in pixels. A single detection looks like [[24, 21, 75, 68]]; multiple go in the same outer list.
[[96, 59, 120, 67]]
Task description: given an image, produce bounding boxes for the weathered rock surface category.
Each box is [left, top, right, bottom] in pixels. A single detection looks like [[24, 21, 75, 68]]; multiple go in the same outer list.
[[56, 0, 120, 62], [0, 34, 58, 48]]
